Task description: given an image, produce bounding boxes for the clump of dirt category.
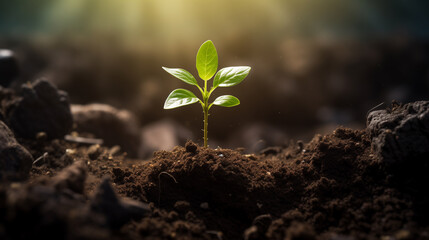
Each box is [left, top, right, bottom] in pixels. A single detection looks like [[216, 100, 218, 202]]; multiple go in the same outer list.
[[3, 79, 73, 139], [368, 101, 429, 164]]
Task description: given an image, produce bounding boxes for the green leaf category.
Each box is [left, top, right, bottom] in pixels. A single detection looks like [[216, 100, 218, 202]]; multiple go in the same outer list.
[[162, 67, 198, 86], [213, 66, 251, 88], [164, 89, 199, 109], [212, 95, 240, 107], [196, 40, 218, 81]]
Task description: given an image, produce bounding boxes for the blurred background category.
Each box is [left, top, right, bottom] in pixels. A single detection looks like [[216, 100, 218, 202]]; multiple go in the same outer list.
[[1, 0, 429, 153]]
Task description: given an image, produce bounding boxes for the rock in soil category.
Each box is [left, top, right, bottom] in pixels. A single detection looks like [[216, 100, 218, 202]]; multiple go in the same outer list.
[[72, 103, 141, 158], [90, 177, 150, 229], [3, 79, 73, 139], [367, 101, 429, 164], [0, 120, 33, 180]]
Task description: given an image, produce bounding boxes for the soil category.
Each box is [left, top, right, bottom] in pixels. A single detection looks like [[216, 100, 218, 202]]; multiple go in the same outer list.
[[1, 79, 428, 239], [2, 124, 429, 239]]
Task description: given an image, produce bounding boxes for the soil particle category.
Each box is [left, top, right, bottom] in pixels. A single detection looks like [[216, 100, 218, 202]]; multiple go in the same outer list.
[[200, 202, 209, 209], [136, 215, 211, 240], [50, 160, 86, 194], [244, 214, 273, 240], [23, 138, 73, 169], [4, 79, 73, 139], [244, 225, 259, 240], [88, 144, 103, 160], [0, 120, 33, 180], [252, 214, 272, 232], [90, 177, 150, 229], [185, 141, 198, 154], [112, 167, 132, 184], [367, 101, 429, 164], [175, 200, 191, 214]]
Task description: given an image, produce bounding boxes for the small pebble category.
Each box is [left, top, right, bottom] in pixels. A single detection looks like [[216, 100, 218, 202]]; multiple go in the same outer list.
[[174, 201, 190, 213], [185, 141, 198, 153], [109, 145, 121, 156], [88, 144, 102, 160], [200, 202, 209, 209], [36, 132, 47, 141]]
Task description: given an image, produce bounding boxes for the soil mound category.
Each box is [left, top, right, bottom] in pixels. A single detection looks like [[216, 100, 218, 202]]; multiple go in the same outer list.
[[114, 127, 428, 239]]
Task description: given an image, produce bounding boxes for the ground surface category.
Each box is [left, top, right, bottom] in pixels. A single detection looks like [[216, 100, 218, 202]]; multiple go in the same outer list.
[[2, 124, 428, 240], [1, 81, 428, 239]]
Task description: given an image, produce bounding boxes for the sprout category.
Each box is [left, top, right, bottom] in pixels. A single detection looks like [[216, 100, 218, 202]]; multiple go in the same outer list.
[[163, 40, 251, 147]]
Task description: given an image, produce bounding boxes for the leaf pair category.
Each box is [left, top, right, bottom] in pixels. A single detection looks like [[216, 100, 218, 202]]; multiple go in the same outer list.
[[163, 40, 250, 110], [164, 89, 240, 109]]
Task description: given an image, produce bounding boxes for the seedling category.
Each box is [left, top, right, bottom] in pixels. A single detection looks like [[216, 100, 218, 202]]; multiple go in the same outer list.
[[163, 40, 251, 147]]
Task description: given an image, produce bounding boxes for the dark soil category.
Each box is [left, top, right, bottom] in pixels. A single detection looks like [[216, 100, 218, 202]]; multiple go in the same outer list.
[[1, 79, 429, 240], [2, 125, 428, 239], [113, 128, 429, 240]]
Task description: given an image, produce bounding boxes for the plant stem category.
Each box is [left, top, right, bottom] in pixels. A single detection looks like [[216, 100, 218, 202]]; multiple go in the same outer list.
[[203, 80, 209, 147], [203, 104, 208, 147]]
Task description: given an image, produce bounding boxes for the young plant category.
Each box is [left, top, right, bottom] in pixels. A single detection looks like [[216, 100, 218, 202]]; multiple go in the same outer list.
[[163, 40, 251, 147]]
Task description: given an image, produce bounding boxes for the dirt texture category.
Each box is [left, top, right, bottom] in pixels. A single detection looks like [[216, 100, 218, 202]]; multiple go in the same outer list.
[[0, 121, 33, 180], [368, 101, 429, 164], [1, 92, 429, 239], [114, 128, 428, 240], [3, 79, 73, 139]]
